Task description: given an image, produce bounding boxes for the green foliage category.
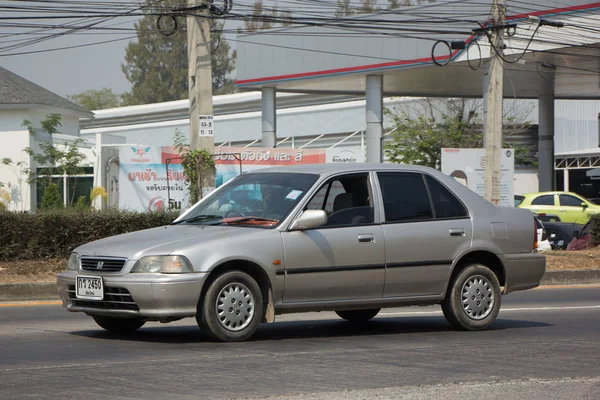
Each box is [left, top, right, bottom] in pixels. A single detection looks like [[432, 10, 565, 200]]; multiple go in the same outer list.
[[67, 88, 122, 111], [22, 114, 87, 189], [121, 0, 237, 105], [74, 196, 90, 211], [335, 0, 435, 16], [385, 110, 482, 169], [385, 98, 536, 169], [40, 183, 63, 209], [173, 130, 215, 204], [240, 1, 292, 31], [0, 209, 179, 261], [590, 214, 600, 244], [0, 157, 11, 188]]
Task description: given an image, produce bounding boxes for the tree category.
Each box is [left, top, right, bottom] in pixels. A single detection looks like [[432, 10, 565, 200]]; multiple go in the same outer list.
[[239, 1, 293, 33], [40, 183, 63, 209], [23, 114, 88, 206], [121, 0, 237, 105], [68, 88, 122, 111], [336, 0, 354, 17], [358, 0, 379, 13], [336, 0, 436, 15], [0, 188, 10, 212], [385, 98, 536, 169]]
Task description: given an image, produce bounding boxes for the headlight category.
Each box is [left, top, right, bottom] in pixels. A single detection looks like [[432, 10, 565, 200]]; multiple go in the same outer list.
[[131, 255, 193, 274], [67, 253, 79, 271]]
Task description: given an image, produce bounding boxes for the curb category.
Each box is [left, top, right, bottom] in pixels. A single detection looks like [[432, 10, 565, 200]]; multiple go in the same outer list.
[[540, 270, 600, 285], [0, 282, 59, 302], [1, 270, 600, 302]]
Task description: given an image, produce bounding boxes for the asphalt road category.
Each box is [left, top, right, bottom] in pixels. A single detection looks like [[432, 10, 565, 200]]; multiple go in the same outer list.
[[1, 286, 599, 400]]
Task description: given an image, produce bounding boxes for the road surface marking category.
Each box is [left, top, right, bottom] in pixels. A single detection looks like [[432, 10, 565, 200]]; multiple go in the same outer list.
[[380, 305, 600, 316], [0, 301, 61, 307]]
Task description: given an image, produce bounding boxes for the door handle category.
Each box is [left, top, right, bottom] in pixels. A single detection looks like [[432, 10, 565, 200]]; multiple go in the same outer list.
[[358, 234, 375, 243], [449, 228, 465, 237]]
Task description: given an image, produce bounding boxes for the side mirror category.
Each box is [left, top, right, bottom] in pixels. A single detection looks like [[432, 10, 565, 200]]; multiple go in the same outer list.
[[582, 202, 589, 208], [572, 230, 580, 239], [290, 210, 327, 231]]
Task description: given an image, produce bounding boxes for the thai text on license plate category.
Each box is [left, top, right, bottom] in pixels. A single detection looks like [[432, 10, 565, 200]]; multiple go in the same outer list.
[[76, 276, 104, 300]]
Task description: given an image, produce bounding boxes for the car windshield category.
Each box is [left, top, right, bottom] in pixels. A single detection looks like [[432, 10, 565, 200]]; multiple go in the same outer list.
[[174, 172, 318, 227]]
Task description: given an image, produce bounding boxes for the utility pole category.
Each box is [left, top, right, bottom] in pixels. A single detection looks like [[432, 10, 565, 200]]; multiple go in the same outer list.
[[483, 0, 505, 205], [187, 0, 215, 198]]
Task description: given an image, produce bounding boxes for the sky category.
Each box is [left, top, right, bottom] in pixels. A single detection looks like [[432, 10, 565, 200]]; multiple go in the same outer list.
[[1, 19, 136, 98], [0, 0, 436, 99], [0, 0, 249, 98]]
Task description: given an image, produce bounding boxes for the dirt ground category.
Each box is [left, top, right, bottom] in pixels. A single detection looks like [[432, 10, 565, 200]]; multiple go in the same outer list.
[[0, 258, 65, 284], [1, 248, 600, 284]]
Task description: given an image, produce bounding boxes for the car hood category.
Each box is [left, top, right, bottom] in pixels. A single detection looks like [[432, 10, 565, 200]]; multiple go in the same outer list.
[[74, 224, 252, 260]]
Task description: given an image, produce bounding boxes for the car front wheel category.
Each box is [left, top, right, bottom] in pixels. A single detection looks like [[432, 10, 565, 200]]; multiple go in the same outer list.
[[442, 264, 501, 331], [92, 316, 145, 333], [197, 271, 264, 342]]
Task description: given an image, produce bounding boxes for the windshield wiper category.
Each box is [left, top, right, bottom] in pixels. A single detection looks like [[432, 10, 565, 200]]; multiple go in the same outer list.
[[222, 216, 279, 225], [171, 215, 224, 225]]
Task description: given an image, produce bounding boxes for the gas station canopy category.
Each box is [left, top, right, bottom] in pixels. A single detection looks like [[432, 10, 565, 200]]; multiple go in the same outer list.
[[235, 0, 600, 100]]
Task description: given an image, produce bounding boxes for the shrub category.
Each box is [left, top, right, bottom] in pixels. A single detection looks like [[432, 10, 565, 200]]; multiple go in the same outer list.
[[590, 214, 600, 244], [0, 209, 179, 261], [40, 183, 63, 209]]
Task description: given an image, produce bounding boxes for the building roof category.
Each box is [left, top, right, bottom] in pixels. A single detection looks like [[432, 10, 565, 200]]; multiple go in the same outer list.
[[0, 65, 92, 116]]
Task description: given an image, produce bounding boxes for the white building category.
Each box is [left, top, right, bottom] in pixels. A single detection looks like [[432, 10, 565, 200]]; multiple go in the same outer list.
[[0, 66, 93, 211], [81, 92, 600, 204]]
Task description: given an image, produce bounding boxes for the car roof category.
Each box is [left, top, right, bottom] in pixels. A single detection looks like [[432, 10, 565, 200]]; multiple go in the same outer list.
[[248, 163, 437, 175], [523, 191, 582, 197]]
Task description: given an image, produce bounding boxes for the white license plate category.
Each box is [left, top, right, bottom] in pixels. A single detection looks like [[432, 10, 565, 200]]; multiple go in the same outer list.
[[76, 276, 104, 300]]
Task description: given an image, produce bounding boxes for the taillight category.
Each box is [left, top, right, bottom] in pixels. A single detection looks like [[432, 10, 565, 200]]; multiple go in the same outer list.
[[533, 218, 538, 251]]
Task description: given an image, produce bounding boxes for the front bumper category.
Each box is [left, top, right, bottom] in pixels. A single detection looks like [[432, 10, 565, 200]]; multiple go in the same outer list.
[[57, 271, 209, 320], [503, 252, 546, 294]]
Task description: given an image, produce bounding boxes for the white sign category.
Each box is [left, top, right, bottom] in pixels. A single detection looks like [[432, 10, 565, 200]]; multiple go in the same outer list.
[[326, 147, 366, 164], [199, 115, 214, 137], [441, 148, 515, 207], [119, 146, 189, 212]]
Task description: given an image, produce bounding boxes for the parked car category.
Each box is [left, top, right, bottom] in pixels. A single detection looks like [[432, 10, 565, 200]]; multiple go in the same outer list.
[[534, 217, 552, 252], [535, 214, 561, 223], [517, 191, 600, 224], [514, 194, 525, 207], [567, 221, 593, 251], [542, 221, 585, 250], [57, 164, 546, 342]]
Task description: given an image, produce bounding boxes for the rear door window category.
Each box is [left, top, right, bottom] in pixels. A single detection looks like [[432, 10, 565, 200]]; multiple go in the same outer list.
[[531, 195, 555, 206], [377, 172, 433, 222], [425, 175, 468, 219]]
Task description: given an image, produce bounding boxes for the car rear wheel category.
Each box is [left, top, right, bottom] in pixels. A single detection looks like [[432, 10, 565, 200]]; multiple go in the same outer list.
[[92, 316, 145, 333], [335, 308, 380, 323], [197, 271, 263, 342], [442, 264, 501, 331]]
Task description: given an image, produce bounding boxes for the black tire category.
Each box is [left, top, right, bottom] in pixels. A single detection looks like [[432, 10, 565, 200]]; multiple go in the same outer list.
[[92, 316, 145, 333], [335, 308, 380, 323], [442, 264, 502, 331], [197, 271, 264, 342]]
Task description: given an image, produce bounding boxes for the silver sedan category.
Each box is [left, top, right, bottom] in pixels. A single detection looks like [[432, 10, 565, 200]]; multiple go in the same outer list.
[[57, 164, 545, 341]]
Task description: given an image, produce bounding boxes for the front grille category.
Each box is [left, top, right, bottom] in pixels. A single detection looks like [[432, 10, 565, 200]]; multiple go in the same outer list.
[[80, 257, 127, 273], [67, 285, 139, 311]]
